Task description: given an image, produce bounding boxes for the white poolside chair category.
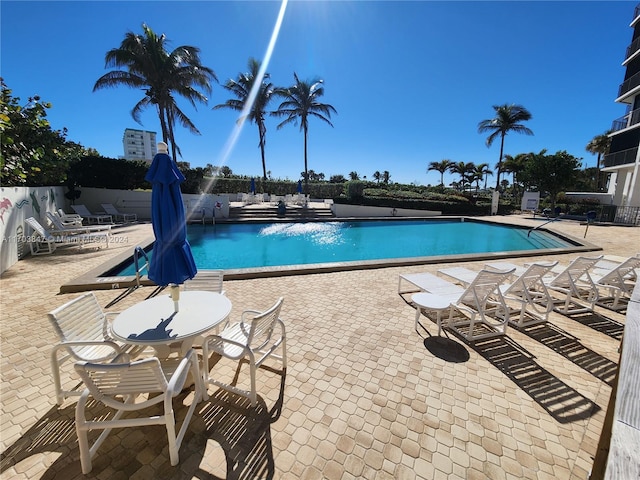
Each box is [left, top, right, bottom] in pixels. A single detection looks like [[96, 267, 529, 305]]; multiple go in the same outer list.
[[592, 254, 640, 311], [48, 292, 145, 404], [70, 204, 113, 224], [183, 269, 225, 295], [100, 203, 137, 223], [438, 261, 559, 327], [51, 210, 83, 227], [24, 217, 110, 256], [46, 212, 111, 234], [202, 297, 286, 406], [407, 268, 514, 341], [543, 255, 604, 315], [74, 349, 202, 473]]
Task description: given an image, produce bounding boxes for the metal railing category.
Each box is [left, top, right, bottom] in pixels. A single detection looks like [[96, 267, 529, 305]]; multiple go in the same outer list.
[[618, 70, 640, 98], [611, 108, 640, 132], [133, 246, 149, 287], [592, 205, 640, 226], [603, 147, 638, 168], [626, 35, 640, 61]]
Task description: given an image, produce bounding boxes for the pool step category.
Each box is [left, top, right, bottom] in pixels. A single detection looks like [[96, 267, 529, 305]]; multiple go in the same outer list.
[[227, 205, 335, 221]]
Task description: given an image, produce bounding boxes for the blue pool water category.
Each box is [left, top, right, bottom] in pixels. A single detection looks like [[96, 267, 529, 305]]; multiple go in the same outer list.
[[113, 219, 574, 275]]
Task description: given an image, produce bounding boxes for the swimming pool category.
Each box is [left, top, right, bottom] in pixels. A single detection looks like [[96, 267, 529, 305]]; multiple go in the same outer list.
[[111, 219, 576, 276]]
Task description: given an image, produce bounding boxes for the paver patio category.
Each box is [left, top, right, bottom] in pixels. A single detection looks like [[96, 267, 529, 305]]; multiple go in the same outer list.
[[1, 214, 637, 479]]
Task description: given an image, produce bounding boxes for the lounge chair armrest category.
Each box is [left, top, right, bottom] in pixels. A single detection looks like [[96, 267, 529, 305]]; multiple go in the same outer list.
[[52, 340, 122, 362], [202, 334, 250, 361]]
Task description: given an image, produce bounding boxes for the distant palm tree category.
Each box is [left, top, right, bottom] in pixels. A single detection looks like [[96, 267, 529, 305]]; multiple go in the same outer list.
[[501, 153, 529, 199], [349, 171, 360, 180], [214, 58, 275, 181], [472, 163, 492, 191], [382, 171, 391, 184], [450, 161, 475, 191], [478, 104, 533, 190], [93, 24, 217, 161], [274, 73, 336, 194], [428, 159, 453, 186], [586, 132, 612, 191], [373, 171, 381, 183]]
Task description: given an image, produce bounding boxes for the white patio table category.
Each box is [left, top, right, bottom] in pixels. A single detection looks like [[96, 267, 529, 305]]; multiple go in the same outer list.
[[111, 290, 232, 357]]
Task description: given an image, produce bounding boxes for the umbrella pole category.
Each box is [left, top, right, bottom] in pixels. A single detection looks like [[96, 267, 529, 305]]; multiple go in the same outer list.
[[170, 284, 180, 312]]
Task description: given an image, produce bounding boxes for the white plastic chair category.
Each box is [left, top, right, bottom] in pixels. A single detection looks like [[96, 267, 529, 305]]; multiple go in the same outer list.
[[202, 297, 286, 406], [48, 292, 144, 404], [544, 255, 604, 315], [74, 349, 202, 474], [444, 268, 515, 342], [100, 203, 137, 223], [593, 254, 640, 310], [183, 269, 225, 295]]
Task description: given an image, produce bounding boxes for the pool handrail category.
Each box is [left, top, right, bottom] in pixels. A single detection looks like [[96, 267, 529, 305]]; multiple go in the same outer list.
[[133, 246, 149, 287], [528, 217, 559, 237]]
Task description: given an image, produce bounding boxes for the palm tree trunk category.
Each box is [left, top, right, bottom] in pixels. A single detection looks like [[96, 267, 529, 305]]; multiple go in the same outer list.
[[495, 133, 505, 190], [259, 122, 267, 181], [303, 125, 309, 195]]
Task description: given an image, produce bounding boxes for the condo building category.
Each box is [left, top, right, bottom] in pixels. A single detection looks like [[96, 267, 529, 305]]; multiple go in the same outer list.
[[605, 3, 640, 215], [122, 128, 157, 163]]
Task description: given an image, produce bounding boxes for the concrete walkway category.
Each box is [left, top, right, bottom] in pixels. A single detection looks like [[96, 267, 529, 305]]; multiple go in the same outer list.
[[1, 214, 638, 479]]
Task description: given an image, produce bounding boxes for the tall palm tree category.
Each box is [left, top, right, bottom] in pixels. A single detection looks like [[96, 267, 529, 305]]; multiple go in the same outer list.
[[273, 73, 336, 194], [93, 24, 216, 162], [349, 171, 360, 180], [214, 58, 275, 180], [478, 104, 533, 190], [427, 159, 453, 186], [586, 132, 612, 191], [373, 171, 381, 183]]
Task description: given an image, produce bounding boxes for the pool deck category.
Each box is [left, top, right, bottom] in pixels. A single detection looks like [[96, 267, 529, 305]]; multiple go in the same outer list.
[[1, 214, 638, 479]]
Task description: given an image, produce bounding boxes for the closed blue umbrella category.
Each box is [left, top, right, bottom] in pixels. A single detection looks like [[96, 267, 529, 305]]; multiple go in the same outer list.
[[250, 177, 256, 194], [145, 143, 197, 310], [297, 179, 303, 193]]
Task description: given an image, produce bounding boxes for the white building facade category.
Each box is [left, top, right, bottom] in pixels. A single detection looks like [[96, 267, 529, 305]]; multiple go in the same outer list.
[[122, 128, 157, 162]]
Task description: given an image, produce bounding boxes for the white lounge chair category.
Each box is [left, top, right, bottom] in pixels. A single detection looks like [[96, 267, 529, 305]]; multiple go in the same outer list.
[[70, 204, 113, 224], [438, 261, 559, 327], [592, 254, 640, 311], [24, 217, 110, 256], [100, 203, 137, 223], [74, 349, 202, 473], [408, 268, 515, 342], [48, 292, 145, 404], [46, 212, 111, 234], [202, 297, 286, 406], [51, 210, 83, 227], [544, 255, 604, 315]]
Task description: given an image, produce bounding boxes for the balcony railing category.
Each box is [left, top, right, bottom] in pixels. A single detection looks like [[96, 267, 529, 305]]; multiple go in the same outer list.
[[603, 147, 638, 168], [626, 36, 640, 61], [618, 70, 640, 98], [611, 108, 640, 132]]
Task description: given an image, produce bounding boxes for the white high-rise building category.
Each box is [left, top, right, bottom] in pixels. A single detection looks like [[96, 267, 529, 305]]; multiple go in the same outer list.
[[122, 128, 157, 162]]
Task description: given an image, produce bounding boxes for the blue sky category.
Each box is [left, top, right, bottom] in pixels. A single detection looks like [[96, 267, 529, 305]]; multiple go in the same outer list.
[[1, 1, 634, 186]]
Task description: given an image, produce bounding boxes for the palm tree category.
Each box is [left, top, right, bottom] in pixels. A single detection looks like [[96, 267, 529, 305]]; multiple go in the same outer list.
[[382, 171, 391, 184], [586, 132, 612, 191], [427, 159, 453, 186], [501, 153, 529, 200], [472, 163, 492, 191], [214, 58, 275, 181], [373, 171, 381, 183], [450, 161, 475, 191], [349, 171, 360, 180], [93, 24, 216, 161], [478, 104, 533, 190], [273, 73, 336, 194]]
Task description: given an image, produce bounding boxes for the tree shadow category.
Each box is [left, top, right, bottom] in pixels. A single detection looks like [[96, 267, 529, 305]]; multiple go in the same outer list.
[[471, 336, 601, 424], [517, 322, 618, 386]]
